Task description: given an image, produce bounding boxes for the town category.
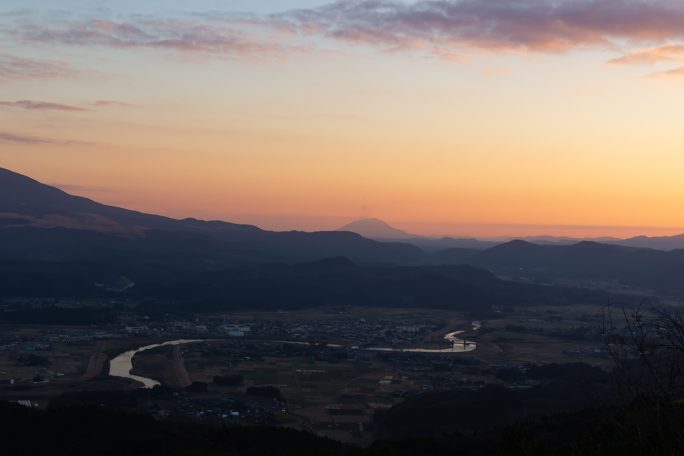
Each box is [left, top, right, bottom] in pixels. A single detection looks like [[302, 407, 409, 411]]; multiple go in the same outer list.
[[0, 299, 612, 444]]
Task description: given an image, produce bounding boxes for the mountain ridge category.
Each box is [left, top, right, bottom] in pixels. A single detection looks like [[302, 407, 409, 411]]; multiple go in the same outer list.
[[0, 167, 425, 265], [339, 218, 415, 239]]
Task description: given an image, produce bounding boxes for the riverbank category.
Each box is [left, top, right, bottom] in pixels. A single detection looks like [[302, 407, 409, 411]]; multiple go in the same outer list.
[[109, 324, 479, 388], [109, 339, 204, 388]]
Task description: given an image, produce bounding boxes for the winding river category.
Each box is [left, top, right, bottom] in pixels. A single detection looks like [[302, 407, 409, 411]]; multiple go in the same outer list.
[[109, 324, 479, 388], [109, 339, 204, 388]]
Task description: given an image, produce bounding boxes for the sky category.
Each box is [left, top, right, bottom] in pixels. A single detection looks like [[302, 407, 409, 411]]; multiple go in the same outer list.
[[2, 0, 684, 238]]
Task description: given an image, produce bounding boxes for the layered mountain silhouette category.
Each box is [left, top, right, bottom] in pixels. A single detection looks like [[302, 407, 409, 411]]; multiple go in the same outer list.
[[612, 233, 684, 251], [0, 166, 632, 311], [334, 218, 684, 295], [2, 166, 684, 306], [339, 215, 684, 252]]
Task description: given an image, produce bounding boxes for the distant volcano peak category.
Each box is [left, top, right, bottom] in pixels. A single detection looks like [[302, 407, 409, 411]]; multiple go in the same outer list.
[[339, 218, 415, 240]]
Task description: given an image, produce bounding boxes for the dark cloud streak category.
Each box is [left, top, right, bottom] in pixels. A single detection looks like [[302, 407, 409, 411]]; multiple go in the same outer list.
[[0, 131, 57, 144], [0, 53, 78, 80], [91, 100, 133, 108], [0, 131, 88, 146], [0, 100, 89, 112], [17, 18, 295, 59]]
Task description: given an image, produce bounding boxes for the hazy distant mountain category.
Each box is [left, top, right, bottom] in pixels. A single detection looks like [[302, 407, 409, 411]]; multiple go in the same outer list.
[[612, 234, 684, 251], [340, 218, 415, 239], [519, 235, 620, 245], [340, 219, 500, 251], [337, 216, 684, 253]]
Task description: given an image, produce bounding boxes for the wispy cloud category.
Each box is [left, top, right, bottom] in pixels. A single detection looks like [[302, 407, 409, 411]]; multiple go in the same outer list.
[[0, 131, 57, 144], [280, 0, 684, 56], [0, 99, 136, 114], [7, 1, 684, 69], [91, 100, 133, 108], [649, 66, 684, 79], [0, 100, 88, 112], [610, 45, 684, 65], [0, 131, 87, 146], [0, 53, 78, 80], [16, 18, 296, 60]]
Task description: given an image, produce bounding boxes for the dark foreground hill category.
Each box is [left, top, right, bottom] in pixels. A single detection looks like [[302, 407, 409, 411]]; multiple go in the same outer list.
[[0, 401, 352, 456], [0, 258, 615, 317], [2, 394, 683, 456]]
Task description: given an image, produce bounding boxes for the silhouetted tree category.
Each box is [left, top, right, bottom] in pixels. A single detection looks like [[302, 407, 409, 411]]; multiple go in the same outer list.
[[602, 299, 684, 450]]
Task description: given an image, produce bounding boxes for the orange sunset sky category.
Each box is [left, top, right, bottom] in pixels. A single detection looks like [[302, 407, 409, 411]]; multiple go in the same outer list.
[[2, 1, 684, 238]]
